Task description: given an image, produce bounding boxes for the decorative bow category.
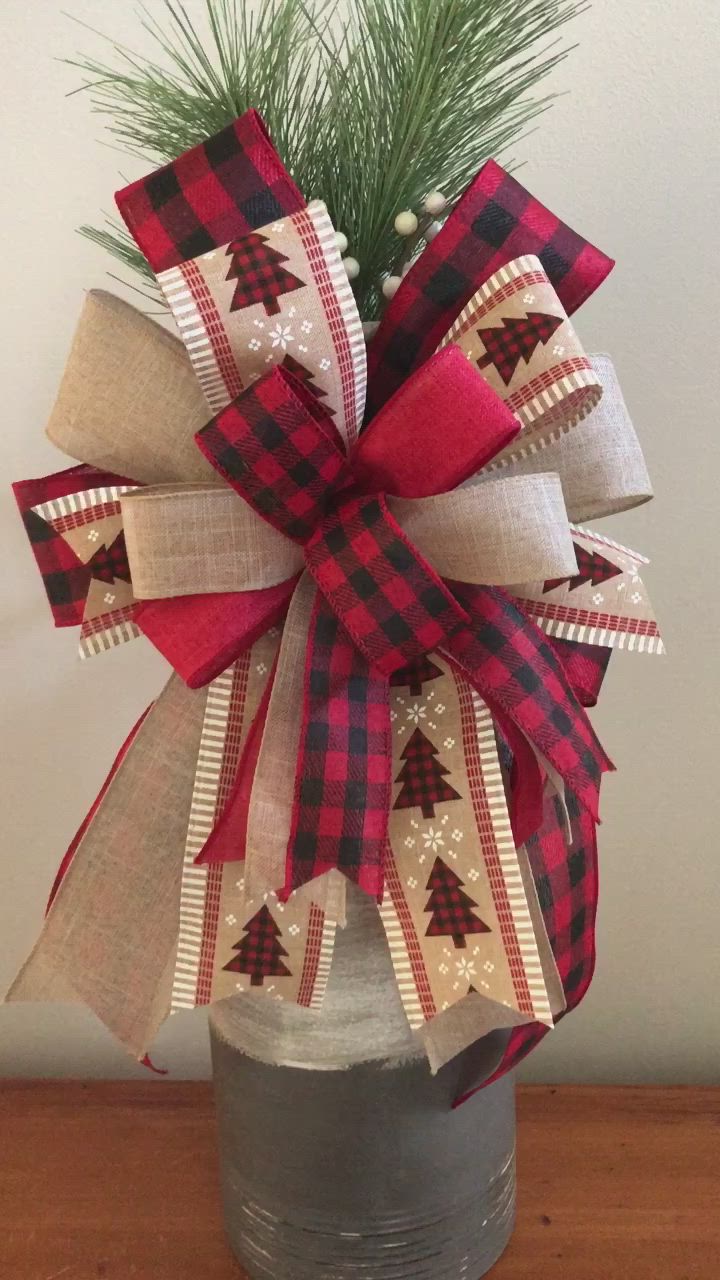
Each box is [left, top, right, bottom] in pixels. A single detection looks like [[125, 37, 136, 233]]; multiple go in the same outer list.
[[9, 109, 661, 1093]]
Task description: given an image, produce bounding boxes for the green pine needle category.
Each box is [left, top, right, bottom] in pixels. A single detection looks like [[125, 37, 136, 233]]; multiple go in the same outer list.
[[69, 0, 585, 317]]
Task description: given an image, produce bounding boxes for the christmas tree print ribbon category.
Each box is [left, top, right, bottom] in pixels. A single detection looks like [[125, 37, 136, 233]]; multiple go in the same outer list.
[[11, 109, 661, 1082]]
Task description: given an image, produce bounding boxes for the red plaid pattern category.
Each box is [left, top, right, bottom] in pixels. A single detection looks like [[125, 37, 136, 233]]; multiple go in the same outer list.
[[446, 584, 613, 820], [476, 310, 564, 386], [223, 905, 291, 986], [544, 540, 623, 593], [287, 594, 390, 898], [466, 787, 598, 1098], [366, 158, 613, 417], [12, 466, 135, 628], [87, 531, 131, 585], [116, 110, 304, 273], [305, 494, 468, 677], [424, 856, 491, 946], [225, 233, 306, 315], [393, 727, 461, 819], [197, 368, 350, 543], [550, 637, 612, 708]]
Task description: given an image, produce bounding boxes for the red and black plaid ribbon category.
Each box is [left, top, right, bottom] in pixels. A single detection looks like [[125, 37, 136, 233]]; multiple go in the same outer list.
[[445, 584, 613, 821], [116, 110, 304, 273], [287, 593, 390, 897], [366, 158, 614, 417]]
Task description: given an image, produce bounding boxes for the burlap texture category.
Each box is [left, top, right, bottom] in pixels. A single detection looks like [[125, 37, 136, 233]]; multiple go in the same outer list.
[[122, 483, 303, 598], [45, 291, 216, 484], [6, 674, 208, 1055], [496, 354, 653, 521]]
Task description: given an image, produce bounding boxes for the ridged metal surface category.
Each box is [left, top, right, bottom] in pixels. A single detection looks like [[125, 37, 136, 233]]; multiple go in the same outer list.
[[211, 1018, 516, 1280]]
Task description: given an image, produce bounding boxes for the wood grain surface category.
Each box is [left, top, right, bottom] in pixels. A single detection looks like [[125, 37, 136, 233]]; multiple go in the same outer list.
[[0, 1082, 717, 1279]]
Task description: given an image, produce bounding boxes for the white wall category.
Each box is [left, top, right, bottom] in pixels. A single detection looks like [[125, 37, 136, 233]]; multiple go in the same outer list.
[[1, 0, 718, 1082]]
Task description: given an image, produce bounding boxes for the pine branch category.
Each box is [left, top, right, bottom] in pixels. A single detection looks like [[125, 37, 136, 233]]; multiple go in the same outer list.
[[69, 0, 585, 317]]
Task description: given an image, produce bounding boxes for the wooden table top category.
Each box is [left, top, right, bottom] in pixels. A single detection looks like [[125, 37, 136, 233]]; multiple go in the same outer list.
[[0, 1082, 717, 1279]]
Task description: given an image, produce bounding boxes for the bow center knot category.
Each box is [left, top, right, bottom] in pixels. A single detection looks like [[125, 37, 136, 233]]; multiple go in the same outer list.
[[196, 367, 468, 675]]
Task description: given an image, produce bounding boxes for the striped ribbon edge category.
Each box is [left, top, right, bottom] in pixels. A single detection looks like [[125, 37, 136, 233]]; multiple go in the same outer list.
[[520, 524, 664, 654], [437, 253, 601, 468], [457, 682, 553, 1028], [170, 664, 237, 1012], [158, 260, 243, 414]]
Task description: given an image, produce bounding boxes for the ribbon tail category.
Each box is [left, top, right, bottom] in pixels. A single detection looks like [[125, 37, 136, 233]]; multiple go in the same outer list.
[[285, 593, 391, 900], [549, 636, 612, 708], [445, 584, 613, 823], [194, 653, 278, 866], [136, 575, 299, 688]]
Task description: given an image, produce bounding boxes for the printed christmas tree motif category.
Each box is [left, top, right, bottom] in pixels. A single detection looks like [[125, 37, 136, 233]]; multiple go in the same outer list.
[[225, 233, 306, 316], [281, 354, 335, 416], [543, 540, 623, 593], [393, 727, 461, 820], [476, 311, 564, 386], [390, 655, 444, 697], [87, 531, 131, 585], [424, 857, 491, 949], [222, 905, 292, 987]]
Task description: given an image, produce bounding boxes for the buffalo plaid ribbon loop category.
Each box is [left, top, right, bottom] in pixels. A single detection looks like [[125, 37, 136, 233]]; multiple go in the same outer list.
[[198, 367, 469, 675]]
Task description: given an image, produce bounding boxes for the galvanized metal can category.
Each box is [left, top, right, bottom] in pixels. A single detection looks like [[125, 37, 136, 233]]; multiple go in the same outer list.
[[210, 1013, 516, 1279]]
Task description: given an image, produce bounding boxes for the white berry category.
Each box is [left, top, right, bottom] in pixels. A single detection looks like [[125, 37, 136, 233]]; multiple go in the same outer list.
[[334, 230, 349, 255], [423, 220, 442, 242], [382, 274, 402, 300], [342, 256, 360, 280], [423, 190, 447, 216], [394, 210, 418, 236]]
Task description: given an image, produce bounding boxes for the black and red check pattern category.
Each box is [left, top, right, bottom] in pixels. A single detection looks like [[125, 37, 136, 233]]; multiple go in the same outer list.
[[87, 531, 131, 585], [305, 495, 468, 677], [13, 466, 135, 628], [424, 856, 491, 947], [116, 109, 304, 273], [550, 637, 612, 708], [197, 368, 350, 543], [225, 233, 306, 316], [366, 158, 614, 418], [475, 786, 598, 1094], [446, 584, 613, 821], [286, 594, 391, 898], [222, 904, 291, 986], [476, 310, 564, 386], [393, 727, 461, 820], [543, 540, 623, 593]]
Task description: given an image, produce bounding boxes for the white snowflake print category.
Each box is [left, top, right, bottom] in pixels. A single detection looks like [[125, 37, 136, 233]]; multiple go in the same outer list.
[[202, 251, 216, 260], [269, 323, 294, 350], [103, 592, 116, 606], [406, 703, 427, 725], [484, 960, 495, 974], [423, 827, 444, 853], [271, 221, 286, 233], [592, 592, 604, 606], [616, 581, 627, 592], [467, 867, 480, 882], [451, 829, 463, 843], [406, 876, 418, 890], [235, 878, 245, 892], [631, 591, 643, 604], [265, 356, 275, 364], [552, 343, 566, 357], [522, 292, 536, 304], [253, 319, 266, 329], [390, 710, 398, 722], [434, 703, 446, 715], [288, 923, 300, 936], [298, 344, 308, 354], [86, 528, 99, 542], [268, 626, 280, 638], [247, 338, 262, 352], [443, 737, 455, 750], [300, 319, 313, 334], [225, 914, 237, 927], [456, 957, 476, 981], [287, 305, 297, 318], [403, 836, 415, 849], [439, 963, 449, 975], [319, 357, 331, 371], [235, 982, 244, 992], [256, 662, 268, 675]]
